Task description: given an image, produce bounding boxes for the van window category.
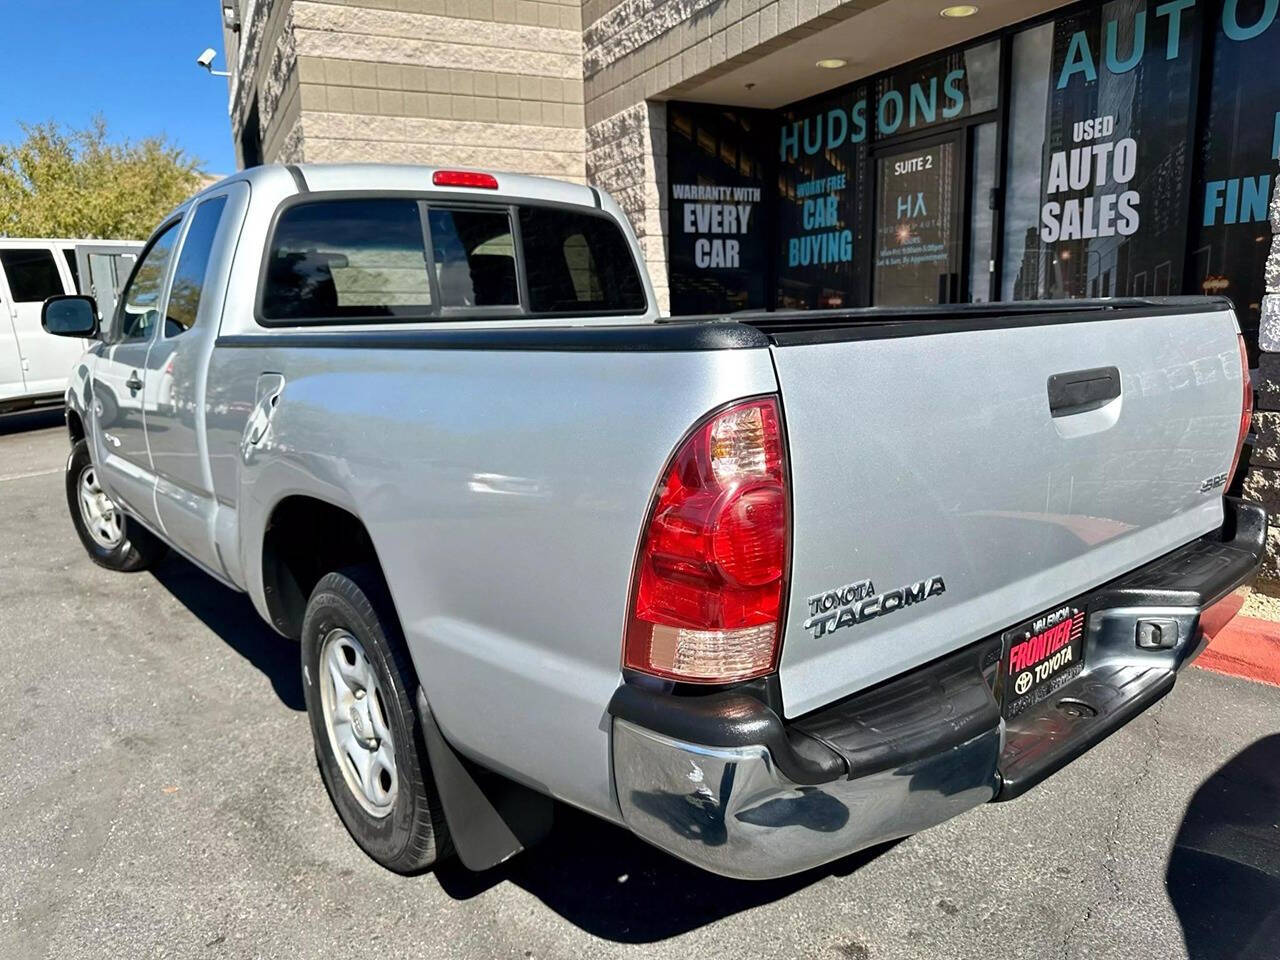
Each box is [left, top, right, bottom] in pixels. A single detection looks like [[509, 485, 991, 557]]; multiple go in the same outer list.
[[166, 195, 228, 336], [426, 208, 518, 307], [62, 249, 80, 289], [0, 248, 65, 302], [262, 199, 434, 322], [518, 208, 645, 314]]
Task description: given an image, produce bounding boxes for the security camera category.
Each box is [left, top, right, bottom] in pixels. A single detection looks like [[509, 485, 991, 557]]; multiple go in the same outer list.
[[197, 47, 231, 77]]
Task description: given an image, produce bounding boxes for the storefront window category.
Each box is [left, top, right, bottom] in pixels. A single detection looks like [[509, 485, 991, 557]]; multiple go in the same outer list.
[[873, 139, 961, 305], [775, 86, 869, 308], [1190, 0, 1280, 357], [873, 40, 999, 141], [969, 122, 999, 302], [666, 104, 771, 314], [1002, 1, 1202, 302]]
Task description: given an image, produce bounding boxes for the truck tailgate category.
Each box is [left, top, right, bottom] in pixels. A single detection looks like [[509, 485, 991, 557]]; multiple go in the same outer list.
[[764, 302, 1245, 717]]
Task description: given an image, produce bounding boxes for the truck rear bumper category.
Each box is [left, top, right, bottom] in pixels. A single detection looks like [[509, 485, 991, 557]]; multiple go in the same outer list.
[[609, 498, 1265, 880]]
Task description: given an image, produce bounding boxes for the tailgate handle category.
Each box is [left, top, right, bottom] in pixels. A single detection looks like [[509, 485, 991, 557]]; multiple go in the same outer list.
[[1047, 366, 1121, 417]]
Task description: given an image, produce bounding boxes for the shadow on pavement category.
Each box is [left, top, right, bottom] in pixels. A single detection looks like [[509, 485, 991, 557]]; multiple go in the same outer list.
[[0, 408, 64, 436], [1167, 733, 1280, 960], [150, 552, 305, 710], [147, 541, 887, 937], [435, 802, 895, 942]]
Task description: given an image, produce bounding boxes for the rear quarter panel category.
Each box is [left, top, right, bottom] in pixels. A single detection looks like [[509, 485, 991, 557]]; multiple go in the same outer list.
[[209, 342, 778, 820]]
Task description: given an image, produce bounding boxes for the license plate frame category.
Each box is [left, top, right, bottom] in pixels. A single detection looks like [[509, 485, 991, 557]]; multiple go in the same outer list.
[[1001, 603, 1087, 719]]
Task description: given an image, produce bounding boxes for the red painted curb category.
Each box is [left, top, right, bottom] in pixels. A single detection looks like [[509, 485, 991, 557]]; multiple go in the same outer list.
[[1197, 603, 1280, 687]]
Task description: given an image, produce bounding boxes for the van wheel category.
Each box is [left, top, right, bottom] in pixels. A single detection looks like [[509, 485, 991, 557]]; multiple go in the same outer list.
[[302, 566, 451, 873], [65, 439, 167, 571]]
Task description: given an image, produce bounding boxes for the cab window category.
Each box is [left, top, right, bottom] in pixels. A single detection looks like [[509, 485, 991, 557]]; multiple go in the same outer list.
[[426, 208, 518, 307], [517, 207, 646, 314], [262, 198, 435, 322]]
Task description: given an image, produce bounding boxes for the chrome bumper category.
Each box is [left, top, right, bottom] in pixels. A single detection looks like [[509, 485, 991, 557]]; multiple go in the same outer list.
[[610, 498, 1265, 881], [612, 719, 999, 880]]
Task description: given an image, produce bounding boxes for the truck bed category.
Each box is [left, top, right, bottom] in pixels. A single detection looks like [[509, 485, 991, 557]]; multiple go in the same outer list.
[[687, 297, 1245, 716]]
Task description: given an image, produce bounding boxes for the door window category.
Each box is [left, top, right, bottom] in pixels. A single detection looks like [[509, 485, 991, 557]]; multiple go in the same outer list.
[[427, 208, 518, 307], [117, 222, 180, 343], [517, 207, 645, 313], [0, 249, 65, 302], [873, 139, 961, 305], [166, 195, 228, 336]]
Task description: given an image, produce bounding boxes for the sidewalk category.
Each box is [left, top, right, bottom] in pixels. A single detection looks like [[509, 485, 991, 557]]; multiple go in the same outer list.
[[1198, 587, 1280, 686]]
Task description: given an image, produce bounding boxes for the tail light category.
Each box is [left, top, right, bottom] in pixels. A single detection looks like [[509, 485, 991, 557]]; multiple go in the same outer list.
[[624, 397, 790, 683], [1229, 334, 1253, 486]]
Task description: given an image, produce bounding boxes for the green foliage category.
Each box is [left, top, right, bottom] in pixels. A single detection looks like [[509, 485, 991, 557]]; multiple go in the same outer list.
[[0, 117, 203, 239]]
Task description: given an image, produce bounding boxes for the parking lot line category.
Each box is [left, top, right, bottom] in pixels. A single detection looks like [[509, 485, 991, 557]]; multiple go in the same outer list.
[[0, 468, 59, 483]]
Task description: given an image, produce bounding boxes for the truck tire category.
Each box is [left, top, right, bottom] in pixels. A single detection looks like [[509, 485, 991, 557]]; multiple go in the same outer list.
[[301, 566, 451, 873], [65, 439, 168, 572]]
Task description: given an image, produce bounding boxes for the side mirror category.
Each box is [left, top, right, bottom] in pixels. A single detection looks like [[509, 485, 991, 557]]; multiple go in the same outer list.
[[42, 295, 100, 339]]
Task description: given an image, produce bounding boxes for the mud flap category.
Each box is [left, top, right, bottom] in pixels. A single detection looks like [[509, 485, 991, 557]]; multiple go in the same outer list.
[[415, 688, 553, 871]]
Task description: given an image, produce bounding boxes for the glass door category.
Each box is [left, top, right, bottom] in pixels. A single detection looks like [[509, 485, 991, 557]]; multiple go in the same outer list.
[[871, 132, 964, 306]]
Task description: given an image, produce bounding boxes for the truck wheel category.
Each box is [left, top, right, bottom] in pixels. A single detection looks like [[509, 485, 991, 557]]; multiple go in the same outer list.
[[301, 567, 451, 873], [65, 439, 167, 572]]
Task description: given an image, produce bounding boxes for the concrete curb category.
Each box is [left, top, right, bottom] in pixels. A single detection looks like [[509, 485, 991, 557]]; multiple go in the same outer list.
[[1197, 600, 1280, 687]]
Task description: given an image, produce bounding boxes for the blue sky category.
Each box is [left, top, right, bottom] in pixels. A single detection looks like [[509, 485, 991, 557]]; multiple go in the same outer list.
[[0, 0, 236, 174]]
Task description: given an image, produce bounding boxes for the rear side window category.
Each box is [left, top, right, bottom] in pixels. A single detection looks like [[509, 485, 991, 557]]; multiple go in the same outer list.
[[166, 195, 228, 336], [518, 208, 645, 314], [0, 248, 65, 302], [263, 198, 434, 322]]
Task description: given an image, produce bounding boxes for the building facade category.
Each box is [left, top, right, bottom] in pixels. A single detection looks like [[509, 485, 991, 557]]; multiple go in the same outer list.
[[220, 0, 1280, 576]]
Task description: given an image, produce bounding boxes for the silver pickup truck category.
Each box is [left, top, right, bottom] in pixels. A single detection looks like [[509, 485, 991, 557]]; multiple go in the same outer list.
[[41, 164, 1264, 880]]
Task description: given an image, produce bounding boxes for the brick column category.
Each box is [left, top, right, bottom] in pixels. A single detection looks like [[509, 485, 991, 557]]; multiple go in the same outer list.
[[1244, 164, 1280, 580], [586, 100, 670, 313]]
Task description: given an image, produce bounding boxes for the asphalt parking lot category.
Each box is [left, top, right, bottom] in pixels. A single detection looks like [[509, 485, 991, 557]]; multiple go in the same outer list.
[[2, 410, 1279, 960]]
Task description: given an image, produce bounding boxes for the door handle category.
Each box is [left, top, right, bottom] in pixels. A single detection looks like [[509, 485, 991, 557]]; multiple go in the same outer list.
[[1047, 366, 1121, 417], [125, 372, 142, 392]]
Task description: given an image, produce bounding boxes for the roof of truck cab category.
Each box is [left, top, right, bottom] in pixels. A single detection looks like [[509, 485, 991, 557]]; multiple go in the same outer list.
[[225, 163, 602, 209]]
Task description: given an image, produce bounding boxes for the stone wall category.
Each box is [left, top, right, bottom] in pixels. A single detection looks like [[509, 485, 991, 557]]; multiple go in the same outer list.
[[586, 101, 669, 311], [230, 0, 300, 165], [1245, 167, 1280, 579], [234, 0, 588, 178]]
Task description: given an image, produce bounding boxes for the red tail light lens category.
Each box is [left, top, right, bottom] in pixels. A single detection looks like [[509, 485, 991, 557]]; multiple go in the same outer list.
[[432, 170, 499, 189], [624, 397, 790, 683], [1229, 333, 1253, 486]]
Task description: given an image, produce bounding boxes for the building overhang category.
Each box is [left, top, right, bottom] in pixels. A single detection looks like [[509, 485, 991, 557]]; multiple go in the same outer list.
[[666, 0, 1075, 109]]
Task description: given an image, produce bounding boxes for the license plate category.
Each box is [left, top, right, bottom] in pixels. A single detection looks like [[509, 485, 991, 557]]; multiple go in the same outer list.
[[1001, 603, 1086, 718]]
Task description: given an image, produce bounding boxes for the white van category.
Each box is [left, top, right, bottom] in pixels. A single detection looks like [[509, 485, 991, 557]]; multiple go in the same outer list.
[[0, 239, 141, 414]]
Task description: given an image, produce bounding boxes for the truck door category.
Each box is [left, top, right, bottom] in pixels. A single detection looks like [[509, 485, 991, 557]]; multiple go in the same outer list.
[[0, 245, 79, 398], [145, 188, 238, 573], [73, 243, 142, 322], [91, 220, 182, 527]]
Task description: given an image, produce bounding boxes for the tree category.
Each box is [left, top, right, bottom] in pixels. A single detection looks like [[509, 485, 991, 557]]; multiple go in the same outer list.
[[0, 118, 203, 239]]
